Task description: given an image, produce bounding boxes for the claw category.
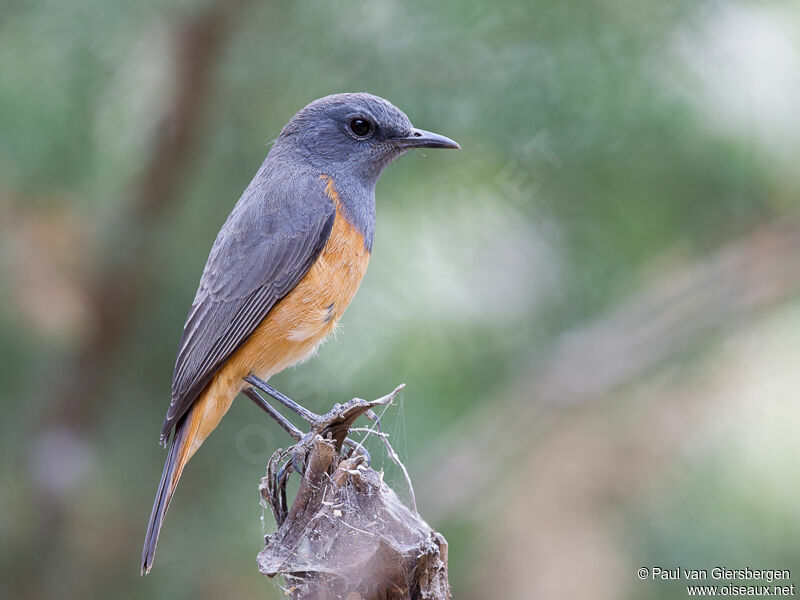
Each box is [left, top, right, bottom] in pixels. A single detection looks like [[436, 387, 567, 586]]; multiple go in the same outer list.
[[365, 408, 382, 434], [276, 460, 293, 484], [344, 437, 371, 466], [291, 450, 306, 476], [275, 459, 294, 520]]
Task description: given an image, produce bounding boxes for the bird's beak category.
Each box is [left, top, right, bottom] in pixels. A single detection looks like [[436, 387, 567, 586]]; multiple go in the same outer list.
[[392, 128, 461, 150]]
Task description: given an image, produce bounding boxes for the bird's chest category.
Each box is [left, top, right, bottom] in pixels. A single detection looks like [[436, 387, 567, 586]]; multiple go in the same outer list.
[[284, 209, 371, 343], [241, 206, 370, 379]]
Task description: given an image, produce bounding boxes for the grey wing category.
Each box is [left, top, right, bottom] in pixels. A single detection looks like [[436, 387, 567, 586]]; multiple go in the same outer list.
[[160, 174, 335, 442]]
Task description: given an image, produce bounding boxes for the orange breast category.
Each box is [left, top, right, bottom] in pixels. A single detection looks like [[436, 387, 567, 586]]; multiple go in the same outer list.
[[235, 175, 371, 379], [180, 176, 370, 459]]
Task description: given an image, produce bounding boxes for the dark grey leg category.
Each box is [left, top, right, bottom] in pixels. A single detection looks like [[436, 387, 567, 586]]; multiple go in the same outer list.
[[242, 387, 302, 441], [244, 375, 319, 422], [243, 375, 372, 466]]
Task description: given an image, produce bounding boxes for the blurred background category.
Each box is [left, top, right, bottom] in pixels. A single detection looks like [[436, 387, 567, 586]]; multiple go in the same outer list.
[[1, 0, 799, 598]]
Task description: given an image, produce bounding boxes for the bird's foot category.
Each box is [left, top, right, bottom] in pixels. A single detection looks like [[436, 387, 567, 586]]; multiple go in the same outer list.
[[245, 379, 404, 474]]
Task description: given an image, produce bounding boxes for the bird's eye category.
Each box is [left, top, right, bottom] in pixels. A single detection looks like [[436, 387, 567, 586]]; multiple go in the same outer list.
[[349, 118, 373, 137]]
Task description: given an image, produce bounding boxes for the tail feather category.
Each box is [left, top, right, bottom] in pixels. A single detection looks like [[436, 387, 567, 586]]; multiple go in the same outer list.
[[141, 416, 189, 575], [141, 384, 229, 574]]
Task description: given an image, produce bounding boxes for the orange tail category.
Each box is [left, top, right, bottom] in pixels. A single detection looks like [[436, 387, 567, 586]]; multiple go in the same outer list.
[[141, 415, 192, 575]]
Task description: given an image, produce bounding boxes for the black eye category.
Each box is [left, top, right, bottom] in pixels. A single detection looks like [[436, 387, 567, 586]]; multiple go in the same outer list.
[[349, 118, 373, 137]]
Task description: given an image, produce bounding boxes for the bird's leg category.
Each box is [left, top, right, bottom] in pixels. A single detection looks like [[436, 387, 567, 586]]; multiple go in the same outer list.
[[244, 375, 320, 423], [244, 376, 372, 465], [365, 408, 382, 434], [242, 387, 303, 441]]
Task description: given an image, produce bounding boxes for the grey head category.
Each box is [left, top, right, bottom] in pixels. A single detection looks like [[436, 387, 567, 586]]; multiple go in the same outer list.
[[265, 92, 459, 250], [270, 92, 459, 187]]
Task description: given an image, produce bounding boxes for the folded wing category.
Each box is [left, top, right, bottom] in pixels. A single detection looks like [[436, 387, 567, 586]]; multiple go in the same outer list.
[[161, 173, 335, 443]]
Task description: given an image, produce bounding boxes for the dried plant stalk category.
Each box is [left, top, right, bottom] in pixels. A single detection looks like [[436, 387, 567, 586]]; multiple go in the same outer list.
[[257, 388, 451, 600]]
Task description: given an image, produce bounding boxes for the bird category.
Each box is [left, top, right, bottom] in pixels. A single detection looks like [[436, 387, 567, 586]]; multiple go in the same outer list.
[[141, 92, 459, 574]]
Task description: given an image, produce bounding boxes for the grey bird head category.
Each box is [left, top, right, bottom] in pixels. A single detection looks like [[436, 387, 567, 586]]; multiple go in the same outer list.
[[271, 92, 460, 185]]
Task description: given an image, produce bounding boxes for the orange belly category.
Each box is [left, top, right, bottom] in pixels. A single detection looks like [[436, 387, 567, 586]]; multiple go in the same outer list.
[[182, 176, 370, 459]]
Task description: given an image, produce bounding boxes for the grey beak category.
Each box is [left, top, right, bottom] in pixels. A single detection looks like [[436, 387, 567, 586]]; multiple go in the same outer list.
[[393, 128, 461, 150]]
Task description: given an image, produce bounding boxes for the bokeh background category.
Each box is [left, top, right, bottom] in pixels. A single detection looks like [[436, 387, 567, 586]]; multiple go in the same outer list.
[[2, 0, 800, 598]]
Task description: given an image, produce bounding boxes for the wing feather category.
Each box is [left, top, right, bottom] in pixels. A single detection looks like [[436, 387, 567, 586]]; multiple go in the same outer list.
[[160, 172, 336, 442]]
